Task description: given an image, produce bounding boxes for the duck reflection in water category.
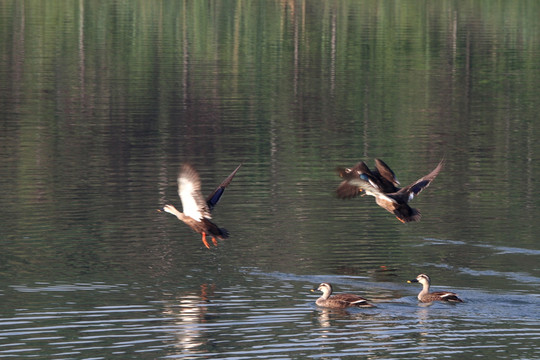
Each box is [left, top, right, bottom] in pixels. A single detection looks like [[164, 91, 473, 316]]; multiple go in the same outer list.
[[160, 163, 241, 249], [314, 306, 378, 328], [162, 283, 216, 352], [336, 158, 444, 223]]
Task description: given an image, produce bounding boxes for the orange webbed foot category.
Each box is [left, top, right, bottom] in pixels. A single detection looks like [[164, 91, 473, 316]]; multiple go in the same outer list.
[[211, 237, 218, 246], [201, 233, 211, 249]]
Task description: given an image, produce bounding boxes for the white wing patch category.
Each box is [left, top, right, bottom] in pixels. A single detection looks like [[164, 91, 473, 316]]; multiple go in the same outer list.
[[441, 292, 457, 299], [351, 299, 368, 305], [179, 176, 207, 221]]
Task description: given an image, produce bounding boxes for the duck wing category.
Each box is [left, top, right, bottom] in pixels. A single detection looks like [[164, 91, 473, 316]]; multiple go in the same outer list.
[[206, 164, 242, 211], [355, 161, 381, 187], [434, 291, 463, 302], [178, 164, 211, 221], [336, 162, 382, 198], [336, 180, 363, 199], [373, 158, 400, 192], [333, 294, 373, 307], [392, 159, 444, 202]]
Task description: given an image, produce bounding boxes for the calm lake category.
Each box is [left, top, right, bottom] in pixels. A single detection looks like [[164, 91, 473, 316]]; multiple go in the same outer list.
[[0, 1, 539, 359]]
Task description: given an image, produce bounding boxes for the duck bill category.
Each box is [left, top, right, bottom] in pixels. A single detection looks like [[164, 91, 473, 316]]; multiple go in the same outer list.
[[407, 279, 419, 283]]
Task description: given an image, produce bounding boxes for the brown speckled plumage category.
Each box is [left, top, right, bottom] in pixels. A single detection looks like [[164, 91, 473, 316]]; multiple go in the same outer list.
[[407, 274, 463, 303], [311, 283, 375, 309]]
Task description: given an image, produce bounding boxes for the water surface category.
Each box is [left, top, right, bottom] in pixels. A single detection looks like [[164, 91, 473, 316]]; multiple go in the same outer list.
[[0, 1, 539, 359]]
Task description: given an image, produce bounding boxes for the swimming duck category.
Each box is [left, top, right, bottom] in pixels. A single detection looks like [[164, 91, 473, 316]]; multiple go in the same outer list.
[[407, 273, 463, 303], [336, 159, 444, 223], [311, 283, 375, 309], [160, 163, 241, 249]]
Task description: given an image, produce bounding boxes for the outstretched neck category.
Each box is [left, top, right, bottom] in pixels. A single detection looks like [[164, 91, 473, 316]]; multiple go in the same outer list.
[[163, 205, 185, 221]]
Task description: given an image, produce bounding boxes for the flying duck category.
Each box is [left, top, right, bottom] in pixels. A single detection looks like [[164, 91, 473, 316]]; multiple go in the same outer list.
[[160, 163, 241, 249], [336, 159, 444, 223]]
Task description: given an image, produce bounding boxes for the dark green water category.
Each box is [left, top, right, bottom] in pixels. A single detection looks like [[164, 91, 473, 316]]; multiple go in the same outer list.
[[0, 1, 538, 358]]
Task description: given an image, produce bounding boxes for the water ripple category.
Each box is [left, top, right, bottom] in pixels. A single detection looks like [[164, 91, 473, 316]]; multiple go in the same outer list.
[[0, 277, 538, 359], [422, 237, 540, 256]]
